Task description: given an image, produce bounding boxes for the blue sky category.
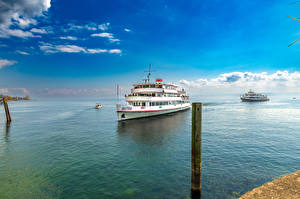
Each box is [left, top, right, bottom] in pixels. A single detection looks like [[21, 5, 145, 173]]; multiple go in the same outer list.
[[1, 0, 300, 97]]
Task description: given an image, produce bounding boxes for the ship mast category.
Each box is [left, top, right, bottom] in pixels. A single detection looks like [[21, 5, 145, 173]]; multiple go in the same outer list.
[[144, 64, 155, 83]]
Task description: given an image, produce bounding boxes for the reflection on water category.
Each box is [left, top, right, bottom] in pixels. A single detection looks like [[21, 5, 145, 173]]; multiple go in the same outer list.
[[117, 110, 190, 145], [4, 122, 11, 142], [0, 121, 11, 143]]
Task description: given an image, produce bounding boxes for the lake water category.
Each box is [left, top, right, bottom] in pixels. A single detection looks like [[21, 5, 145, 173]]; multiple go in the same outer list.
[[0, 94, 300, 199]]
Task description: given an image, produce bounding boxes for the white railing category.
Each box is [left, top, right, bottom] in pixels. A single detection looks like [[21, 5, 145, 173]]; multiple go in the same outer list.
[[133, 88, 164, 93], [125, 96, 182, 102]]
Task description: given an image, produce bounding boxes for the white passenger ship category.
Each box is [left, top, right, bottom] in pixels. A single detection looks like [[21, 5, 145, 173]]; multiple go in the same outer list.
[[116, 67, 191, 121], [240, 90, 269, 102]]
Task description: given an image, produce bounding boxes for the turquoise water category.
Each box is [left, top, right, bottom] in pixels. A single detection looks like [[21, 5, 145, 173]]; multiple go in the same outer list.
[[0, 95, 300, 199]]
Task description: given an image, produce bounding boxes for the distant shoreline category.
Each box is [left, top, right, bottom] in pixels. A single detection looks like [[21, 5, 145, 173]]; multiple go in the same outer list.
[[0, 95, 30, 103]]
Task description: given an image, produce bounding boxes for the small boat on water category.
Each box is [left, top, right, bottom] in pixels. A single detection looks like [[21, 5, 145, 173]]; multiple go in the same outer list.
[[241, 90, 269, 102], [95, 104, 102, 109], [116, 65, 191, 121]]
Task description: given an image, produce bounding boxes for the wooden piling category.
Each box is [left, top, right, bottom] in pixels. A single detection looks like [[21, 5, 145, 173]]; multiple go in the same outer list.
[[3, 97, 12, 122], [191, 103, 202, 198]]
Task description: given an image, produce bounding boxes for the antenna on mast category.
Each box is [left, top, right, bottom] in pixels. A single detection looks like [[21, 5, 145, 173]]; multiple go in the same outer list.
[[116, 84, 120, 103], [144, 64, 156, 83]]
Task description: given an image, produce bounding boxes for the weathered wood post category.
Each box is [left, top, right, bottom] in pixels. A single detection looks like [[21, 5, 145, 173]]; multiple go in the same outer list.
[[191, 103, 202, 199], [3, 97, 12, 122]]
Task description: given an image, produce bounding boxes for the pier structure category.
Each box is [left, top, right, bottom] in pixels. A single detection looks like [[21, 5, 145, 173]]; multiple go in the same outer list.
[[239, 170, 300, 199], [191, 103, 202, 198], [1, 97, 12, 123]]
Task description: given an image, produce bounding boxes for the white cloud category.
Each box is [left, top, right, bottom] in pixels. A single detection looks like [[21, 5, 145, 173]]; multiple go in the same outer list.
[[0, 88, 29, 96], [0, 59, 17, 69], [60, 36, 78, 40], [31, 28, 47, 34], [39, 43, 57, 53], [109, 49, 121, 54], [55, 45, 86, 53], [0, 29, 36, 38], [91, 32, 120, 43], [87, 49, 107, 54], [65, 22, 111, 33], [13, 15, 37, 28], [179, 70, 300, 93], [16, 50, 29, 55], [39, 43, 85, 53], [66, 24, 83, 30], [179, 79, 208, 88], [109, 38, 120, 43], [86, 26, 97, 31], [67, 23, 97, 31], [91, 32, 113, 38], [0, 87, 118, 98], [20, 88, 115, 98], [39, 42, 121, 55], [124, 28, 131, 32], [0, 0, 51, 37], [98, 23, 110, 31]]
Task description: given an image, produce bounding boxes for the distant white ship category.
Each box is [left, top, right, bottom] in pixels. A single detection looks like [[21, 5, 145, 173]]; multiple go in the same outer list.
[[116, 66, 191, 121], [241, 90, 269, 102]]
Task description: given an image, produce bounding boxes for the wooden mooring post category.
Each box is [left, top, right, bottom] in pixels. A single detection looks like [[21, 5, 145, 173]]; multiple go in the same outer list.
[[3, 97, 12, 122], [191, 103, 202, 199]]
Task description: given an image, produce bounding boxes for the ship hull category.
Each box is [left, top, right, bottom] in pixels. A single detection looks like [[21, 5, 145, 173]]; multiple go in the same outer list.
[[241, 98, 269, 102], [117, 104, 191, 121]]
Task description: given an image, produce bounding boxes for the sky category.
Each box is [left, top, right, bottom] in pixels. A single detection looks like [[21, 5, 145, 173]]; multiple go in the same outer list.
[[1, 0, 300, 98]]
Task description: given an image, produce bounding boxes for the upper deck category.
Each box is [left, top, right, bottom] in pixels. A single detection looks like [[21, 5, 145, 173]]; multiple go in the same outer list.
[[133, 83, 178, 89], [131, 83, 182, 94], [123, 65, 189, 102]]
